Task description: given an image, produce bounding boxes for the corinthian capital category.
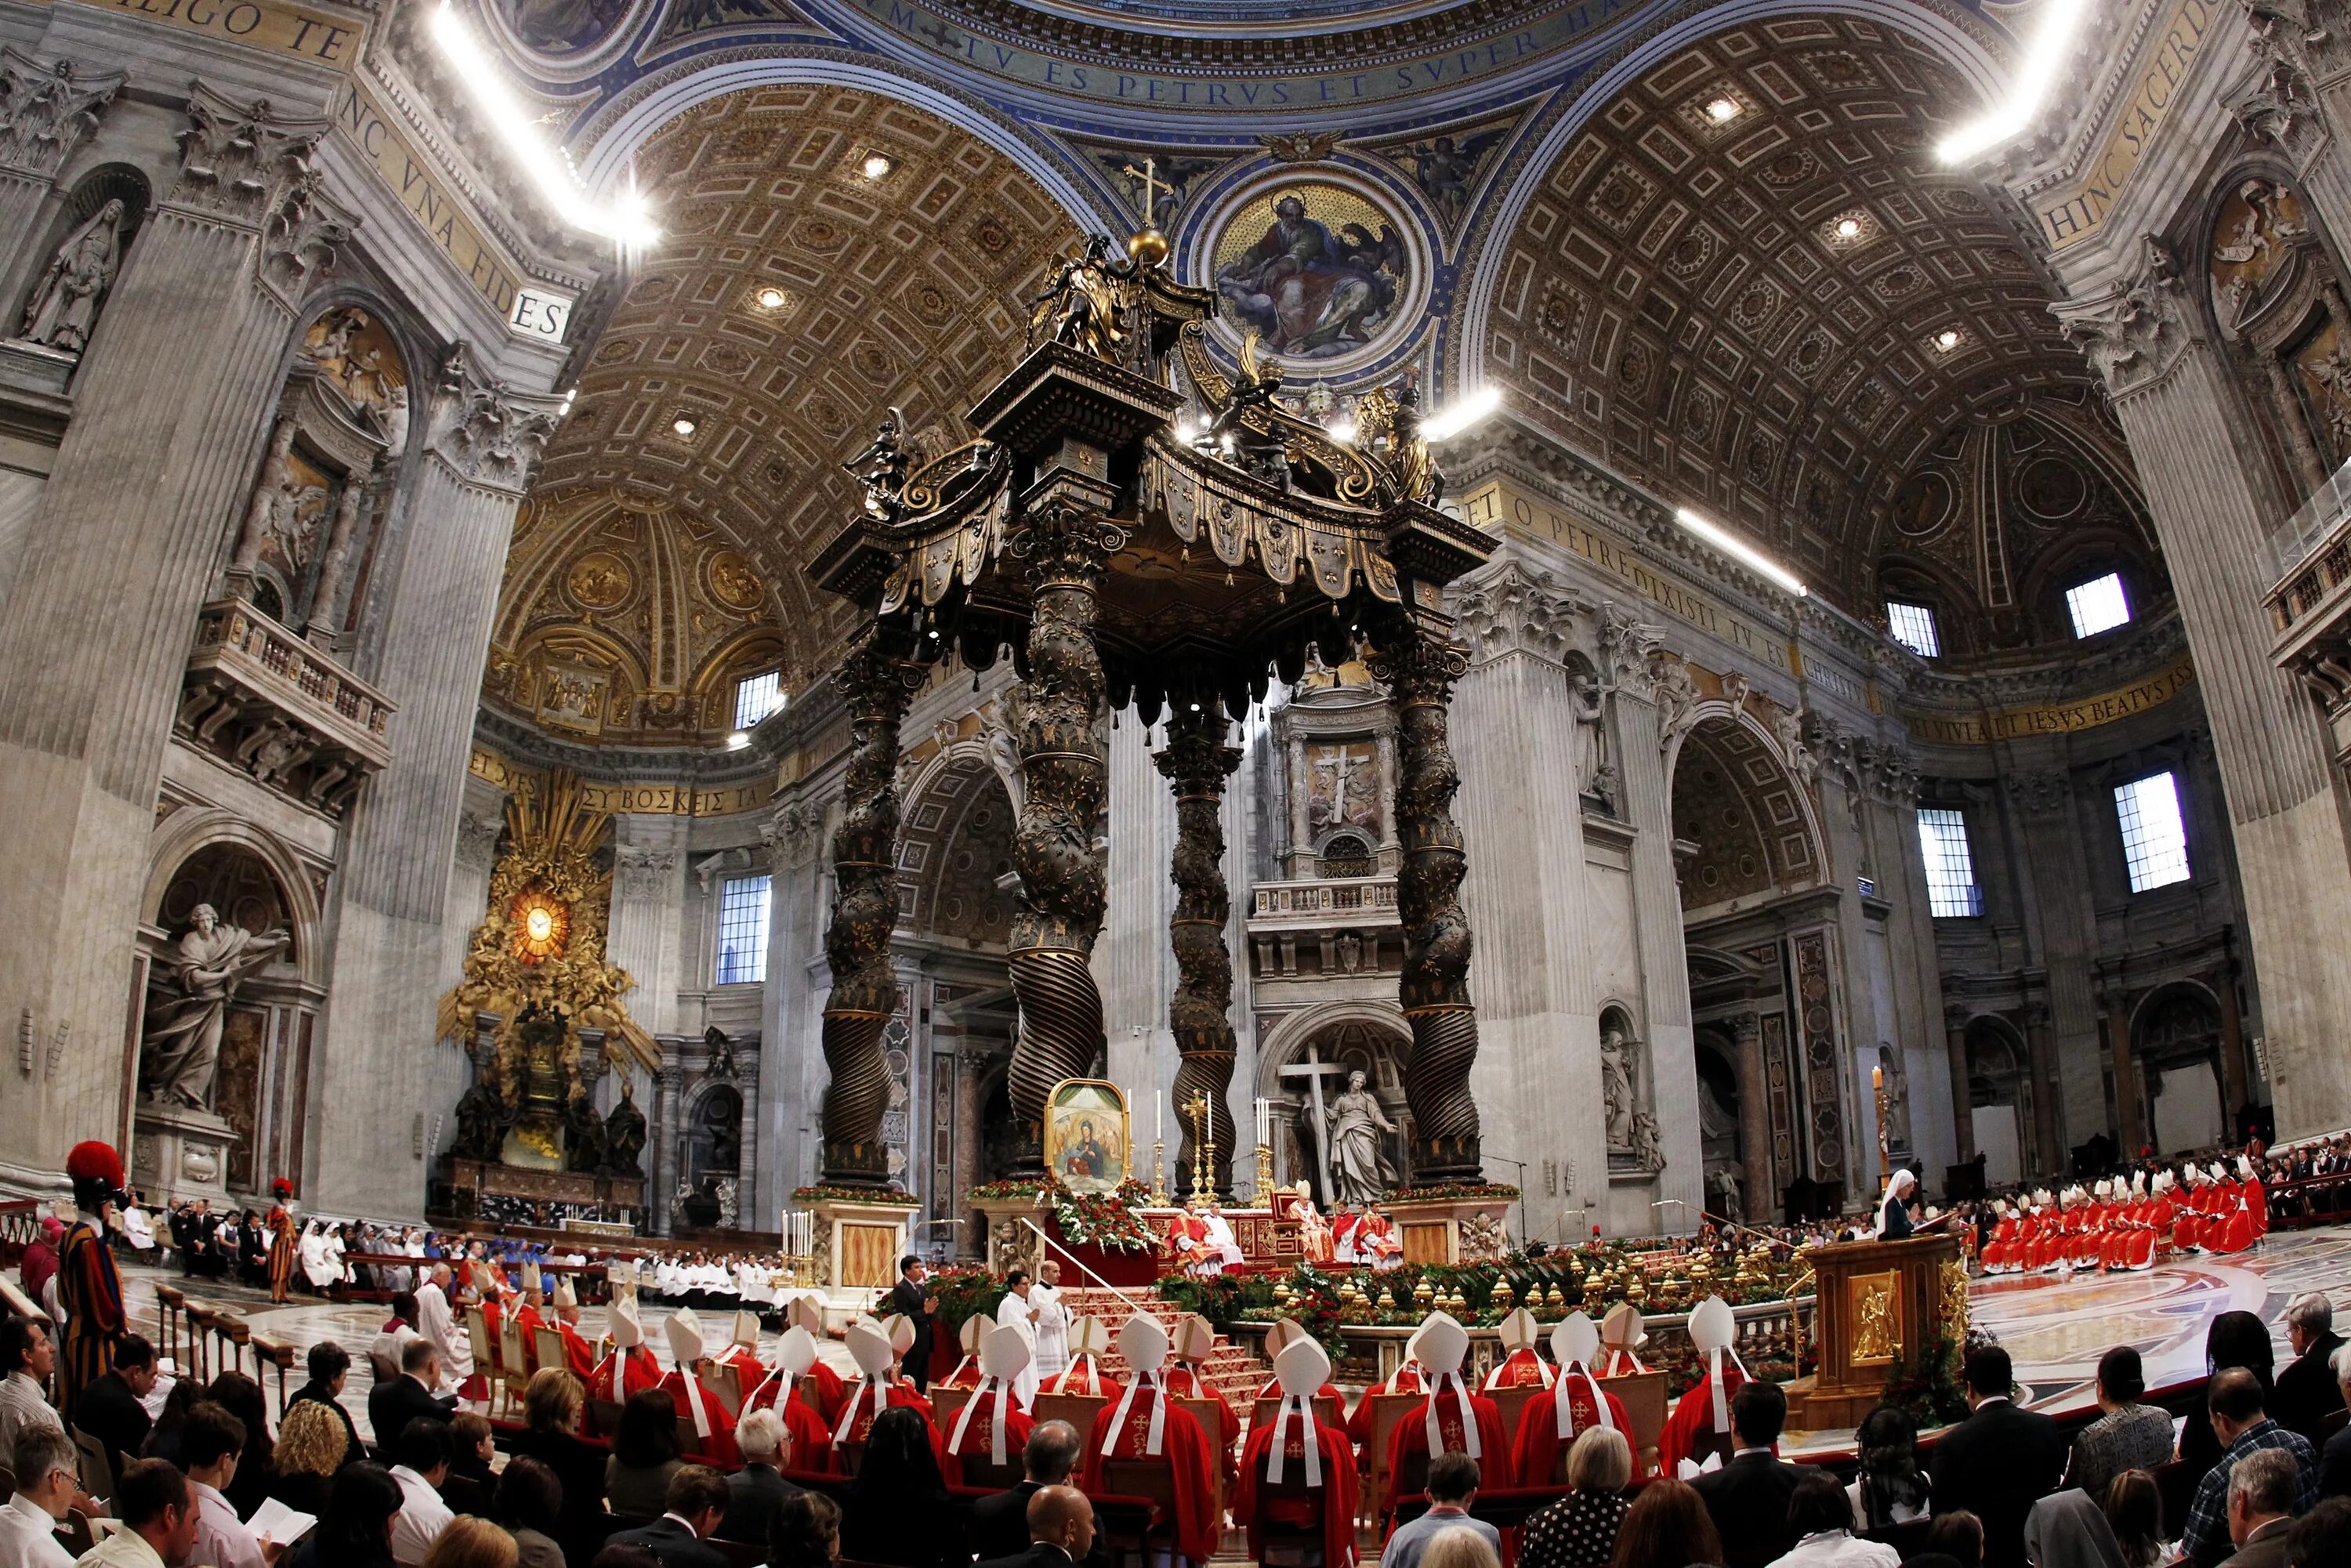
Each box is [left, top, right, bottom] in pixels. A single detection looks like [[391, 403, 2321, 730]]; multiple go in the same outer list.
[[1449, 559, 1592, 666], [170, 84, 333, 226], [0, 49, 121, 177], [2053, 237, 2193, 399], [429, 342, 565, 492]]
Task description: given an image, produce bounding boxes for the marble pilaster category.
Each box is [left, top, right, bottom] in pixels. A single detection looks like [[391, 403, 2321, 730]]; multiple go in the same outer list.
[[1096, 707, 1179, 1134], [0, 88, 337, 1188], [2059, 265, 2351, 1137], [309, 347, 561, 1216], [756, 795, 828, 1222], [607, 819, 687, 1037]]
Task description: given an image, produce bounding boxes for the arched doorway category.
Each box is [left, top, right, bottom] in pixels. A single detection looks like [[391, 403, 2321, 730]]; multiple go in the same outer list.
[[2135, 985, 2226, 1155], [676, 1082, 744, 1227], [1671, 708, 1835, 1218], [1964, 1019, 2031, 1187]]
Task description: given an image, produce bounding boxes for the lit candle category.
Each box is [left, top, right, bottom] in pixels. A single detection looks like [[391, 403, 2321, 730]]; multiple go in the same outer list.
[[1872, 1065, 1883, 1090]]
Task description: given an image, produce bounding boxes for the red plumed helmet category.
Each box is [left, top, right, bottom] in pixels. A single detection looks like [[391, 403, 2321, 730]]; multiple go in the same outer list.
[[66, 1141, 125, 1188], [271, 1178, 294, 1200]]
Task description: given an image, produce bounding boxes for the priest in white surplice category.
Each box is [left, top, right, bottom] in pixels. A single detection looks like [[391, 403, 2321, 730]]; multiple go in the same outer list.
[[994, 1269, 1044, 1410], [1028, 1259, 1071, 1382], [415, 1263, 473, 1393]]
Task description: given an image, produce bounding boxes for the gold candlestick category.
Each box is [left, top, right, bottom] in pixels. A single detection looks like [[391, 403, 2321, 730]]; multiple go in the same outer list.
[[1150, 1137, 1168, 1205], [1183, 1088, 1211, 1203], [1255, 1141, 1275, 1197]]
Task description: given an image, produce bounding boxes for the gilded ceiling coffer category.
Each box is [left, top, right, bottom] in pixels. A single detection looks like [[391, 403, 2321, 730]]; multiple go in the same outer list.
[[809, 220, 1494, 1182]]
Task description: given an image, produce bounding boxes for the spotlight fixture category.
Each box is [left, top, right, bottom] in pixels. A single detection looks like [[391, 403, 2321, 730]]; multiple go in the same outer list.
[[1673, 506, 1809, 597], [1933, 328, 1962, 353], [672, 417, 697, 437], [1421, 386, 1504, 442], [1706, 96, 1742, 124], [726, 730, 750, 750], [429, 2, 660, 246], [860, 151, 893, 180], [1939, 0, 2087, 161], [1834, 217, 1862, 240], [755, 287, 788, 310]]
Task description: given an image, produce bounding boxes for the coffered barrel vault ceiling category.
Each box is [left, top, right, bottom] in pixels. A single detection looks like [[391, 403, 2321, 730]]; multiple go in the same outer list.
[[491, 6, 2158, 741], [508, 85, 1080, 717], [1480, 14, 2112, 610]]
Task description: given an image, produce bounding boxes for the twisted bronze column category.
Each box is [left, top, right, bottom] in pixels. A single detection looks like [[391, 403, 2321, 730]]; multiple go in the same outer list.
[[1157, 703, 1241, 1196], [818, 639, 915, 1185], [1371, 630, 1486, 1182], [1004, 501, 1125, 1168]]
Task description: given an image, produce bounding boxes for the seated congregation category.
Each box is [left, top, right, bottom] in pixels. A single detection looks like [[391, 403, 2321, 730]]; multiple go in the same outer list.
[[7, 1273, 2351, 1568]]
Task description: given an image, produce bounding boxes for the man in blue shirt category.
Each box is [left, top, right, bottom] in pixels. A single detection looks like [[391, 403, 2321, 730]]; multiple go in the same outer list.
[[1383, 1450, 1502, 1568]]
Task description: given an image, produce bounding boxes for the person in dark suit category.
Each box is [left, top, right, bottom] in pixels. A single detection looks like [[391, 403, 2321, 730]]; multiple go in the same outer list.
[[716, 1407, 803, 1544], [605, 1465, 733, 1568], [1929, 1345, 2067, 1568], [291, 1342, 363, 1468], [1689, 1381, 1809, 1568], [367, 1338, 456, 1448], [2321, 1345, 2351, 1498], [74, 1332, 158, 1480], [885, 1255, 938, 1392], [972, 1484, 1096, 1568], [2273, 1294, 2347, 1446], [971, 1422, 1094, 1564]]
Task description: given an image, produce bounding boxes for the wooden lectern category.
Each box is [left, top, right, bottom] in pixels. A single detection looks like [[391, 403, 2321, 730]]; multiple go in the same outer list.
[[1788, 1232, 1967, 1429]]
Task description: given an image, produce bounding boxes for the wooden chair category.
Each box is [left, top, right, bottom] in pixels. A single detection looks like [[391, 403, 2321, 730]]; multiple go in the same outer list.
[[56, 1508, 95, 1559], [180, 1303, 216, 1383], [498, 1317, 532, 1410], [442, 1474, 492, 1517], [710, 1541, 765, 1568], [155, 1284, 185, 1366], [1033, 1391, 1106, 1436], [951, 1452, 1024, 1490], [1366, 1392, 1423, 1519], [1489, 1382, 1543, 1441], [533, 1327, 567, 1380], [1599, 1370, 1668, 1474], [700, 1361, 741, 1420], [1252, 1444, 1346, 1567], [1177, 1395, 1230, 1518], [2152, 1458, 2197, 1540], [250, 1333, 299, 1414], [465, 1306, 497, 1394], [586, 1399, 625, 1439], [212, 1313, 251, 1379], [930, 1385, 973, 1429], [837, 1439, 866, 1477], [70, 1429, 112, 1500], [1100, 1458, 1181, 1555]]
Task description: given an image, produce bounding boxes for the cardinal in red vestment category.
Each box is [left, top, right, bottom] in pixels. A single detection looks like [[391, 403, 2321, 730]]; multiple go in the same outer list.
[[1237, 1334, 1360, 1568], [742, 1325, 836, 1472], [1658, 1297, 1748, 1476], [1045, 1315, 1124, 1399], [938, 1315, 987, 1392], [1346, 1358, 1425, 1447], [1513, 1313, 1635, 1487], [661, 1309, 743, 1467], [1167, 1313, 1240, 1461], [1078, 1314, 1220, 1565], [1483, 1308, 1555, 1390], [831, 1317, 938, 1461], [1382, 1313, 1512, 1511], [602, 1296, 666, 1400], [940, 1323, 1037, 1479]]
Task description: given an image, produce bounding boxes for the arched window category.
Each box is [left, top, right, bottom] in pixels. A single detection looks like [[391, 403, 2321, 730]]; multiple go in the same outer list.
[[1320, 833, 1374, 878]]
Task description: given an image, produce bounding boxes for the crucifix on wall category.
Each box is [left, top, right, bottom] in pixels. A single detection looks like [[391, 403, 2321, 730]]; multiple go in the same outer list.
[[1277, 1046, 1355, 1205]]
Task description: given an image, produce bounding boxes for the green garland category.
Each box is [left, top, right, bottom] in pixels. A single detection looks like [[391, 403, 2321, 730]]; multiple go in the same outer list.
[[790, 1183, 921, 1206], [1387, 1182, 1523, 1202]]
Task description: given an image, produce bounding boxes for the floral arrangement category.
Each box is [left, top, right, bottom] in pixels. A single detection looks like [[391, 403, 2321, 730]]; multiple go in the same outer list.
[[927, 1265, 1007, 1335], [1052, 1179, 1157, 1252], [1386, 1182, 1523, 1203], [1878, 1327, 1990, 1428], [790, 1184, 921, 1206], [965, 1175, 1156, 1252]]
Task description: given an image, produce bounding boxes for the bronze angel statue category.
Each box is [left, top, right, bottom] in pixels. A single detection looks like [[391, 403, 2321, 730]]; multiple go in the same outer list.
[[1027, 234, 1132, 360], [842, 406, 913, 522], [1202, 331, 1289, 486]]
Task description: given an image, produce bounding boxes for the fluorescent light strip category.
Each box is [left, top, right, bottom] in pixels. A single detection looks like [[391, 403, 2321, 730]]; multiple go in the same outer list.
[[1673, 507, 1808, 597], [1422, 386, 1502, 442], [431, 2, 661, 247], [1936, 0, 2088, 163]]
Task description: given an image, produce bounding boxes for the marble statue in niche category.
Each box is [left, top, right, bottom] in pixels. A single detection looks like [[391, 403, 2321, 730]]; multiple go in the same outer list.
[[20, 198, 123, 354], [1601, 1023, 1665, 1172], [139, 904, 289, 1110], [1325, 1068, 1398, 1204], [603, 1076, 647, 1177]]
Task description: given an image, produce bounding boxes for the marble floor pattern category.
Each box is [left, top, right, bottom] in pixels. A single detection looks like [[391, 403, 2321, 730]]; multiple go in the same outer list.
[[117, 1227, 2351, 1451]]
